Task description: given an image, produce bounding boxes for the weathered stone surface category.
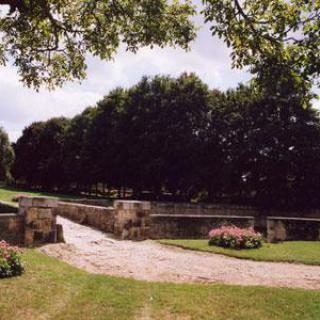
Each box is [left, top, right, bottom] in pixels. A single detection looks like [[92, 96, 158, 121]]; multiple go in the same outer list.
[[32, 197, 58, 208], [149, 215, 255, 239], [37, 208, 53, 219], [15, 197, 62, 246], [24, 228, 34, 246], [55, 202, 115, 233], [0, 214, 24, 245], [267, 217, 320, 242], [19, 196, 58, 209], [56, 224, 65, 243], [25, 208, 38, 225], [113, 201, 151, 240], [19, 197, 33, 208], [31, 199, 320, 242]]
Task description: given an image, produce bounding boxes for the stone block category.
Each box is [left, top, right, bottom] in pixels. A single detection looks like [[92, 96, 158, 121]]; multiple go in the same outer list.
[[142, 202, 151, 210], [25, 208, 38, 225], [32, 197, 58, 208], [267, 219, 289, 242], [113, 201, 123, 210], [121, 228, 129, 240], [19, 197, 33, 208], [24, 228, 34, 246], [18, 206, 27, 216], [56, 224, 65, 243], [37, 208, 53, 219]]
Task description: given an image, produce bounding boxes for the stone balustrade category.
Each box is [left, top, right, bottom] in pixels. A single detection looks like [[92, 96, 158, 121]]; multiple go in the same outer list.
[[19, 196, 63, 246], [113, 200, 151, 240], [2, 197, 320, 244], [54, 201, 115, 233], [267, 216, 320, 242]]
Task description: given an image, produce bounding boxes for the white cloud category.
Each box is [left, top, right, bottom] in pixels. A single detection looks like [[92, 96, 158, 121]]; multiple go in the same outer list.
[[0, 18, 251, 142]]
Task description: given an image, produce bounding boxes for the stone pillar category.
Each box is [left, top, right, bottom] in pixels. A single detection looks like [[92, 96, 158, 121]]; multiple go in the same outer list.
[[19, 197, 60, 246], [267, 218, 287, 242], [114, 200, 151, 240]]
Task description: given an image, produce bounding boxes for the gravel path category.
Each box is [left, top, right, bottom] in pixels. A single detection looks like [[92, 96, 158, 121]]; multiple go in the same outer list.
[[40, 217, 320, 289]]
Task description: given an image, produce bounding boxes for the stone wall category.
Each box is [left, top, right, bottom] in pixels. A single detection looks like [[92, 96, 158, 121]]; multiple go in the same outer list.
[[19, 197, 61, 246], [0, 214, 24, 245], [0, 197, 63, 246], [111, 201, 256, 240], [267, 217, 320, 242], [52, 199, 320, 241], [60, 198, 113, 208], [150, 202, 260, 217], [113, 201, 151, 240], [55, 201, 115, 233], [149, 214, 255, 239]]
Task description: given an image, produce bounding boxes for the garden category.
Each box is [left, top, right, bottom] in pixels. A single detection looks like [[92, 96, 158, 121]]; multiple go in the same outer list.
[[1, 0, 320, 318], [1, 188, 320, 319], [1, 250, 320, 320]]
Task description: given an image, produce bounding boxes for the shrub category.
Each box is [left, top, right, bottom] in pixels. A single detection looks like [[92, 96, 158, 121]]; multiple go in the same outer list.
[[0, 241, 24, 278], [208, 225, 263, 250]]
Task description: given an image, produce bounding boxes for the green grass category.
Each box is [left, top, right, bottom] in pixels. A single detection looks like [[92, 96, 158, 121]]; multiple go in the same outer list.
[[0, 186, 80, 205], [0, 250, 320, 320], [159, 239, 320, 266]]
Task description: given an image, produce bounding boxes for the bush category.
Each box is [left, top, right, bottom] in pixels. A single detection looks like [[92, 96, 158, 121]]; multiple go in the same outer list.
[[0, 241, 24, 278], [208, 225, 263, 250]]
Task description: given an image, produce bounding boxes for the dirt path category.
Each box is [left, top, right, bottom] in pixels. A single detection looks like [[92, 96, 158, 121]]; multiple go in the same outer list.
[[40, 217, 320, 289]]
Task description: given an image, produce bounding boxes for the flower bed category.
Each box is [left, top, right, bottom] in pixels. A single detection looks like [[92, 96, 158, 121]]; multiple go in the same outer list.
[[0, 241, 24, 278], [208, 225, 262, 249]]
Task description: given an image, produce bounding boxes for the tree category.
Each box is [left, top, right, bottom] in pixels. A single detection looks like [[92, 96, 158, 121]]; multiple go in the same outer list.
[[13, 121, 46, 186], [213, 84, 320, 209], [120, 73, 211, 199], [12, 73, 320, 208], [13, 117, 70, 190], [0, 0, 196, 88], [0, 127, 14, 183], [202, 0, 320, 102], [63, 106, 97, 190], [84, 88, 125, 193]]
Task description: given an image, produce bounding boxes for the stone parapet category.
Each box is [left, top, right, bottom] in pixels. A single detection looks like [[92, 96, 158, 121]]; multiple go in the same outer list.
[[19, 196, 61, 246], [114, 200, 151, 240], [150, 202, 260, 217], [0, 214, 24, 245], [267, 216, 320, 242], [149, 214, 255, 239], [54, 202, 115, 233]]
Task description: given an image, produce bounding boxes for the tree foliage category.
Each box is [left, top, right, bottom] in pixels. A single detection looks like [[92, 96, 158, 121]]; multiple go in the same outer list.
[[0, 127, 14, 183], [0, 0, 196, 88], [202, 0, 320, 102], [13, 117, 70, 188], [12, 74, 320, 209]]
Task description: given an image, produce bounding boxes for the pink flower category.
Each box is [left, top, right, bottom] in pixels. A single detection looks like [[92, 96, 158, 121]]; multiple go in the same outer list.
[[208, 225, 262, 249]]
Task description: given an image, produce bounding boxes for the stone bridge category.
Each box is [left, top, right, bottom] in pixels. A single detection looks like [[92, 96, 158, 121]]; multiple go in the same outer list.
[[1, 197, 320, 246]]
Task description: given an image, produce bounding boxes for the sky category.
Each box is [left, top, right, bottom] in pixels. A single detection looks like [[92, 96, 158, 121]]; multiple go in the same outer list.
[[1, 4, 251, 142]]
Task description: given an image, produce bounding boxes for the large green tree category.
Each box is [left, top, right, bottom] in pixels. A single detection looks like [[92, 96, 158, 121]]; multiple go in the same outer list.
[[12, 74, 320, 208], [63, 106, 97, 190], [13, 117, 70, 189], [0, 127, 14, 183], [202, 0, 320, 102], [0, 0, 196, 88], [214, 85, 320, 209]]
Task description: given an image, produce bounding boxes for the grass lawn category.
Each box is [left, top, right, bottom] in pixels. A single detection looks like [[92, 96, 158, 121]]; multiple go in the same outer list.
[[0, 250, 319, 320], [159, 239, 320, 266], [0, 186, 80, 205]]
